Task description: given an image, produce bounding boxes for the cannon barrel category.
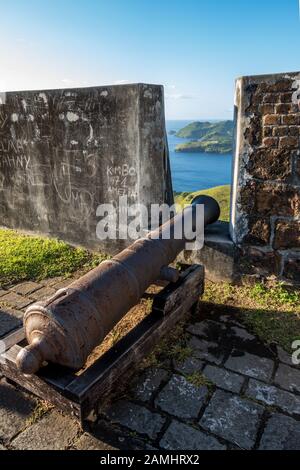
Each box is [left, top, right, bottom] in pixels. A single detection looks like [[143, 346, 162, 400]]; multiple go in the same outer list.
[[16, 195, 220, 374]]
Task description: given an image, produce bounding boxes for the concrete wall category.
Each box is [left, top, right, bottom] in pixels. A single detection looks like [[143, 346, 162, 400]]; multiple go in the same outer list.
[[0, 84, 173, 253], [231, 72, 300, 284]]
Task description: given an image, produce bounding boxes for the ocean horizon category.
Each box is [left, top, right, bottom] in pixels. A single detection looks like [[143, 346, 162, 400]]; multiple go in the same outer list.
[[166, 120, 233, 193]]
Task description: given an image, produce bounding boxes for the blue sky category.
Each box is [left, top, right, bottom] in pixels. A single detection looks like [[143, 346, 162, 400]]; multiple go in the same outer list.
[[0, 0, 299, 119]]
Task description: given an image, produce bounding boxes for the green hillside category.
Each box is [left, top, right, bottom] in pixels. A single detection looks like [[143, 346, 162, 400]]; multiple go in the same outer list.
[[176, 120, 234, 140], [175, 138, 232, 154], [175, 120, 234, 154], [174, 185, 231, 222]]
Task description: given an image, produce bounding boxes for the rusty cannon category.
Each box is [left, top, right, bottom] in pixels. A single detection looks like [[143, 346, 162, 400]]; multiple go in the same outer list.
[[16, 195, 220, 375]]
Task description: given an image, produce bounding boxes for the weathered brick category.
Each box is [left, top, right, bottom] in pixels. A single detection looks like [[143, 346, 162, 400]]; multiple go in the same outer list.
[[279, 136, 299, 149], [267, 79, 293, 93], [259, 104, 275, 115], [244, 218, 271, 245], [272, 126, 289, 137], [276, 103, 292, 114], [247, 148, 292, 181], [263, 127, 273, 137], [263, 93, 280, 104], [239, 247, 280, 276], [254, 183, 300, 217], [289, 126, 300, 136], [244, 117, 262, 146], [280, 92, 294, 103], [283, 256, 300, 282], [263, 137, 278, 148], [282, 115, 300, 125], [274, 221, 300, 249], [263, 114, 281, 126]]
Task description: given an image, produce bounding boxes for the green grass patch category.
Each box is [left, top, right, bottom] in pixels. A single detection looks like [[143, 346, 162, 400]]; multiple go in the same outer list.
[[203, 281, 300, 353], [0, 228, 108, 287], [174, 185, 231, 222], [185, 372, 214, 390]]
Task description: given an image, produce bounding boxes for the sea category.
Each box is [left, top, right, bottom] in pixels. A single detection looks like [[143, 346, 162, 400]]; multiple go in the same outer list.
[[166, 120, 233, 193]]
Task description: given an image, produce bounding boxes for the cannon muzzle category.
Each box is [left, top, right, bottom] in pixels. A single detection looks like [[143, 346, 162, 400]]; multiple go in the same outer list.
[[17, 196, 220, 374]]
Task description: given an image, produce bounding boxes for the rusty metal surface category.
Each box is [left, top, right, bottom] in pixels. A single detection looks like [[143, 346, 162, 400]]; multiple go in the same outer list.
[[17, 196, 220, 374]]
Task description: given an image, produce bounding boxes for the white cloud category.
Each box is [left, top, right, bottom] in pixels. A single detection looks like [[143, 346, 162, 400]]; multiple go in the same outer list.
[[113, 80, 129, 85], [61, 78, 74, 85], [165, 93, 198, 100]]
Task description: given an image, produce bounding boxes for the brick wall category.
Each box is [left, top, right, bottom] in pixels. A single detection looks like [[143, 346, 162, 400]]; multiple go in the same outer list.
[[232, 72, 300, 284]]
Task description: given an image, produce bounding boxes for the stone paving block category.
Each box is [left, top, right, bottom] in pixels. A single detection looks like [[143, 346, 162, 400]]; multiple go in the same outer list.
[[40, 277, 63, 287], [0, 292, 33, 310], [186, 320, 226, 340], [0, 380, 36, 443], [30, 286, 56, 301], [12, 282, 42, 296], [277, 346, 299, 368], [0, 290, 7, 298], [229, 326, 256, 342], [133, 368, 169, 403], [203, 365, 245, 393], [74, 433, 116, 450], [155, 374, 208, 420], [0, 444, 7, 450], [274, 364, 300, 393], [259, 413, 300, 450], [225, 350, 274, 382], [105, 400, 165, 440], [11, 411, 79, 450], [160, 420, 226, 451], [0, 308, 22, 338], [173, 357, 204, 375], [94, 419, 157, 450], [200, 390, 264, 450], [219, 315, 246, 328], [52, 279, 73, 290], [246, 379, 300, 416], [188, 336, 224, 365]]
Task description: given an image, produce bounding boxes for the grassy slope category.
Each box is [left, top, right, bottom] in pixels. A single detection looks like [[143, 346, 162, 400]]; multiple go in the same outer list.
[[175, 139, 232, 154], [0, 228, 107, 287], [176, 121, 234, 140], [175, 121, 233, 154], [175, 185, 231, 222]]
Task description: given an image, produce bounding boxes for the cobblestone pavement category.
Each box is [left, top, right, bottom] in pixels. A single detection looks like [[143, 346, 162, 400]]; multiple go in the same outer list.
[[0, 279, 300, 450]]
